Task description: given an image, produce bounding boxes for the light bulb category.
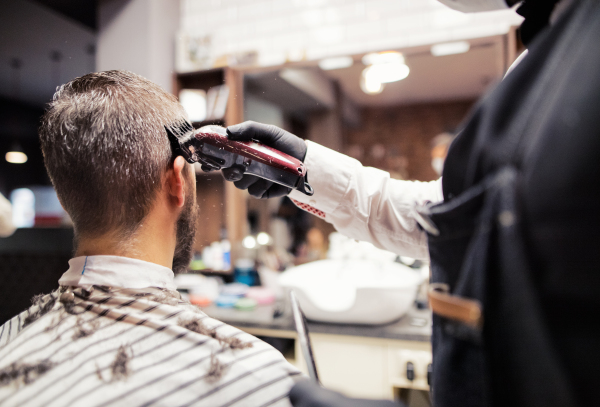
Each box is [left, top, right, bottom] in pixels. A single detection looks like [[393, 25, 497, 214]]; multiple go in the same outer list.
[[363, 62, 410, 84], [431, 41, 470, 57], [318, 56, 353, 70], [257, 232, 271, 245], [360, 73, 383, 94], [362, 51, 404, 66], [242, 235, 257, 249], [6, 151, 27, 164]]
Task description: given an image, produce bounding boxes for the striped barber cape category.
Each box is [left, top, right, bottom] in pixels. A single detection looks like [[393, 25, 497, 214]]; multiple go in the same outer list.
[[0, 286, 302, 407]]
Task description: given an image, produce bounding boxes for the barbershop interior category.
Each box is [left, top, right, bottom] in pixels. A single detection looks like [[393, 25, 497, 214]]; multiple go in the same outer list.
[[1, 0, 563, 406]]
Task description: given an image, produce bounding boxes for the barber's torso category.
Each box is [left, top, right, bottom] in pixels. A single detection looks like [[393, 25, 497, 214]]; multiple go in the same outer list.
[[427, 0, 600, 406]]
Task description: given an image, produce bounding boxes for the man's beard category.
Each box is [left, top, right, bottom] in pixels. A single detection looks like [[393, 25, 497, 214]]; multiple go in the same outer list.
[[172, 181, 199, 274]]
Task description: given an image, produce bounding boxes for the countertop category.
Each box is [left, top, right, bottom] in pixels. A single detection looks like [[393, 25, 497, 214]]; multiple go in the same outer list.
[[201, 301, 432, 342]]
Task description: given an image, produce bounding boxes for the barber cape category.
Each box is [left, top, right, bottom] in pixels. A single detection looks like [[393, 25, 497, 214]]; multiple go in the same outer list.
[[0, 256, 301, 407]]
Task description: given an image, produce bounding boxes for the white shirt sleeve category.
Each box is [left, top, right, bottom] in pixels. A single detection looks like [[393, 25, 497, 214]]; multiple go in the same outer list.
[[289, 141, 443, 260], [0, 193, 16, 237]]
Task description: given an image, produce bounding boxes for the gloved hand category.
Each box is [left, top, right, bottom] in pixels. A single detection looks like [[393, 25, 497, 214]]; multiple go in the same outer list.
[[289, 381, 403, 407], [221, 121, 308, 199]]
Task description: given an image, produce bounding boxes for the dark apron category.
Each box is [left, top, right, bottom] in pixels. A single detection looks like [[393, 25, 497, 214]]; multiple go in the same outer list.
[[425, 168, 574, 407], [419, 0, 600, 405]]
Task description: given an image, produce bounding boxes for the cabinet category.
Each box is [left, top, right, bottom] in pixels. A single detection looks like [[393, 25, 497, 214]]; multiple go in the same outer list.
[[174, 68, 248, 262], [238, 327, 431, 401]]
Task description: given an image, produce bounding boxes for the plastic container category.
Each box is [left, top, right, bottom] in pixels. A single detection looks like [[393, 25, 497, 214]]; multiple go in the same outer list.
[[189, 295, 213, 307], [215, 294, 239, 308], [233, 259, 258, 286], [246, 287, 276, 305], [220, 282, 250, 297], [235, 297, 257, 311]]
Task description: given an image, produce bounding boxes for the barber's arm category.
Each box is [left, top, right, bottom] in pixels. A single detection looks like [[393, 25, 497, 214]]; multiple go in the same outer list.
[[225, 121, 443, 260], [0, 193, 16, 237]]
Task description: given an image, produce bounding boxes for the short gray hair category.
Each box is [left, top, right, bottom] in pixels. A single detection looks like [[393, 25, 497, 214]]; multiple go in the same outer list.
[[40, 70, 189, 241]]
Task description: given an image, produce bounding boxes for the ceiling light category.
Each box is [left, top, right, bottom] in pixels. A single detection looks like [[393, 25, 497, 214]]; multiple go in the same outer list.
[[363, 62, 410, 84], [431, 41, 470, 57], [362, 51, 404, 66], [318, 56, 353, 70], [360, 71, 384, 95], [6, 142, 27, 164], [6, 152, 27, 164]]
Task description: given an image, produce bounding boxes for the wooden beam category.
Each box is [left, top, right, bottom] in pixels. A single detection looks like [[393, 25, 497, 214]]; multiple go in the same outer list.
[[224, 67, 248, 260]]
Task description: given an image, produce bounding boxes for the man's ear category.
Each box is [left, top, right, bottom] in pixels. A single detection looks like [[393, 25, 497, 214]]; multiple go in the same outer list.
[[167, 156, 187, 208]]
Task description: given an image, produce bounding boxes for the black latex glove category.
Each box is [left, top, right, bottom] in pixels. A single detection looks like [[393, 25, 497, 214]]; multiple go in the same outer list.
[[221, 121, 307, 199], [289, 381, 403, 407]]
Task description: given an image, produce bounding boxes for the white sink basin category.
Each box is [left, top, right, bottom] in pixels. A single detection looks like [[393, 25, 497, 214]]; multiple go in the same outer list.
[[279, 259, 422, 325]]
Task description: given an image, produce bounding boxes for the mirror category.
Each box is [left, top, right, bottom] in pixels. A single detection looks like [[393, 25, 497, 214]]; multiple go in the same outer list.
[[239, 34, 513, 261]]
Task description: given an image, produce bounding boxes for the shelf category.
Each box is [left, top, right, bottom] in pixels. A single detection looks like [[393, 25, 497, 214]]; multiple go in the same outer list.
[[192, 119, 225, 128]]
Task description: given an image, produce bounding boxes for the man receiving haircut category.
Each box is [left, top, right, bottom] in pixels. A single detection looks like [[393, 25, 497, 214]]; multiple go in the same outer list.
[[0, 70, 301, 407]]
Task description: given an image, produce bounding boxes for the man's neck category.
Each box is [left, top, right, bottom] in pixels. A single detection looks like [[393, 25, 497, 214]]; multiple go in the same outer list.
[[75, 212, 177, 270], [73, 163, 191, 271]]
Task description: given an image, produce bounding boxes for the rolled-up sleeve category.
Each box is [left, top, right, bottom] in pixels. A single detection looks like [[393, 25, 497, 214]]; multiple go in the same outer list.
[[289, 141, 443, 260]]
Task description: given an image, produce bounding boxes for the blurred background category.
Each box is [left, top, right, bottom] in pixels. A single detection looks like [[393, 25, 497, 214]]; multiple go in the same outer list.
[[0, 0, 523, 404]]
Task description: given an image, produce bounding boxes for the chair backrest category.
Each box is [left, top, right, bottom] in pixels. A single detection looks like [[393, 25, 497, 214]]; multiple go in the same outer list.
[[0, 228, 73, 325]]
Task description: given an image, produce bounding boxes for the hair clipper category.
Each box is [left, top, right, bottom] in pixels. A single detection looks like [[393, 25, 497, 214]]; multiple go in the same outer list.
[[166, 122, 313, 196]]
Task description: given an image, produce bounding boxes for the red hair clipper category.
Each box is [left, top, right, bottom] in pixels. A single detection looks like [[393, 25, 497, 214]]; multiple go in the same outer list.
[[166, 123, 314, 196]]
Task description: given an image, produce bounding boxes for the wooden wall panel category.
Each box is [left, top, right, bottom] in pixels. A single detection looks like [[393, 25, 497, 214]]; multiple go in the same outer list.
[[194, 175, 225, 252], [344, 100, 476, 182], [224, 68, 248, 259]]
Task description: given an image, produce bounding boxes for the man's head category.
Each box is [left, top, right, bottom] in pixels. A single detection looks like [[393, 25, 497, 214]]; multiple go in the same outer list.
[[431, 132, 455, 176], [40, 70, 198, 271]]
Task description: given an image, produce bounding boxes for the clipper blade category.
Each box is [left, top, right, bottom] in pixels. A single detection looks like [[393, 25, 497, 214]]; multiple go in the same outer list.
[[165, 119, 195, 143], [165, 119, 197, 163]]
